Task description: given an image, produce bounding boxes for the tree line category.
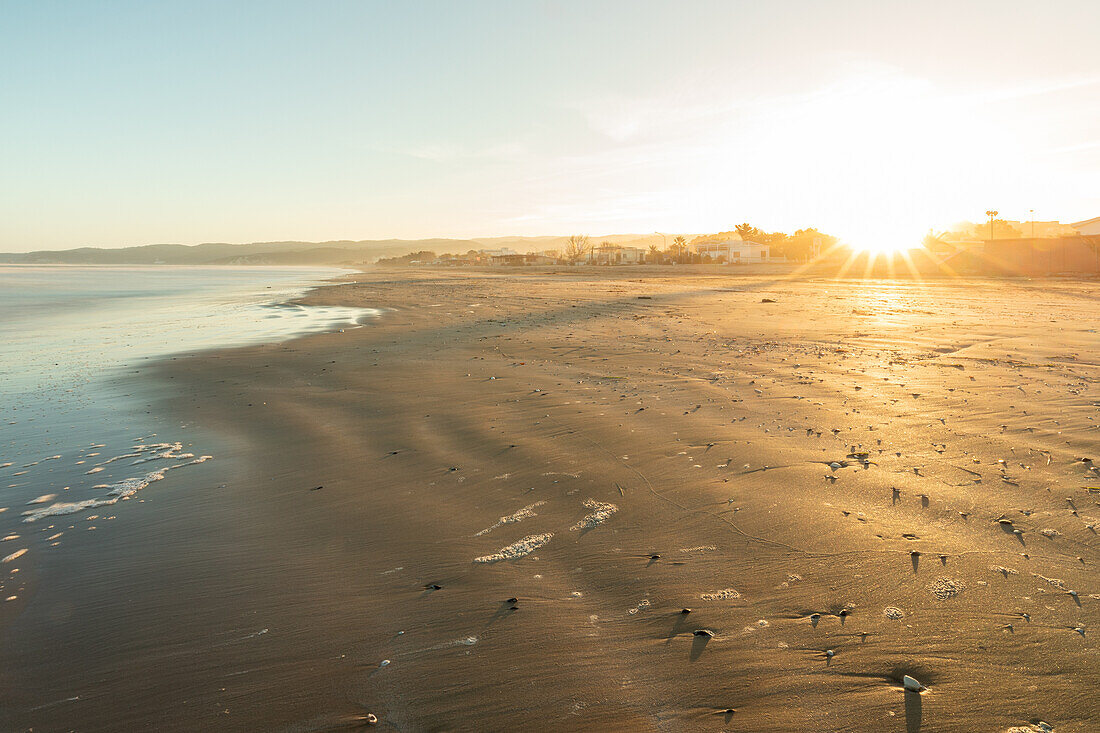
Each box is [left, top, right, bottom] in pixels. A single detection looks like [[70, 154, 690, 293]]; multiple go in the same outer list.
[[375, 224, 841, 266]]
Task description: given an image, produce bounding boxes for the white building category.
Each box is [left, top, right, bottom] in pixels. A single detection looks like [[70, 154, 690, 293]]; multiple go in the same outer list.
[[588, 244, 645, 264], [692, 240, 770, 262], [478, 247, 517, 257], [1072, 217, 1100, 236]]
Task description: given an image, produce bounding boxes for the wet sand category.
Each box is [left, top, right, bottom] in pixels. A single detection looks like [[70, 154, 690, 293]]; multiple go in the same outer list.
[[4, 267, 1099, 732]]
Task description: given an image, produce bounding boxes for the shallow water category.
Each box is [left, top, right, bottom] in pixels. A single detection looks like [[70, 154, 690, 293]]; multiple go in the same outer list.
[[0, 266, 375, 575]]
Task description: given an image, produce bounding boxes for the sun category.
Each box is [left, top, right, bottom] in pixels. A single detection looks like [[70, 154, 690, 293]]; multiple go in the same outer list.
[[849, 239, 912, 254], [841, 224, 924, 255]]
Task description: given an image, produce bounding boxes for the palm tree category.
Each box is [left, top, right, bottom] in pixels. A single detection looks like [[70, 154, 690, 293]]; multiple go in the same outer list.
[[672, 235, 688, 264]]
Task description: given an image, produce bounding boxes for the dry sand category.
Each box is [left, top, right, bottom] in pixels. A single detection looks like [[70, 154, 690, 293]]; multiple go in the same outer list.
[[3, 267, 1098, 732]]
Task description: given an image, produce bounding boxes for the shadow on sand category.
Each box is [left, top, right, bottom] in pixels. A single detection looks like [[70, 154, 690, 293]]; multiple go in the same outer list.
[[665, 614, 693, 644], [690, 633, 712, 661], [904, 690, 922, 732]]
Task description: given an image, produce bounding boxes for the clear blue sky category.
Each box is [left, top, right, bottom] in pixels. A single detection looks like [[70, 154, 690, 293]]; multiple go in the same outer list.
[[2, 0, 1098, 250]]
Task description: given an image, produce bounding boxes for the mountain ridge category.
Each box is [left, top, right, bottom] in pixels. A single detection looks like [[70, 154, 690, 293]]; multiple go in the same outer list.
[[0, 234, 675, 265]]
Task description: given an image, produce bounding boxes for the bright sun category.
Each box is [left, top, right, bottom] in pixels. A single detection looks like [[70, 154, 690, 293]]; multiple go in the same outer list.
[[842, 224, 924, 255], [849, 239, 913, 254]]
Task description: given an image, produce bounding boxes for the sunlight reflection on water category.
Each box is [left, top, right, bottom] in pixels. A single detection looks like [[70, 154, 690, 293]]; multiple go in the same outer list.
[[0, 266, 374, 557]]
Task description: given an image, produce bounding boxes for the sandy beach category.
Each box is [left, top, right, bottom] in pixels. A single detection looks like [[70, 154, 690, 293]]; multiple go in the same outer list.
[[4, 267, 1098, 732]]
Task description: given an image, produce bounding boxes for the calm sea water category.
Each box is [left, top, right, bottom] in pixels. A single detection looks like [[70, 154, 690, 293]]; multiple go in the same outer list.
[[0, 266, 374, 585]]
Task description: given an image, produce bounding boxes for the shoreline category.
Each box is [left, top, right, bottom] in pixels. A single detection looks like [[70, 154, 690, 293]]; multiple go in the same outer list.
[[4, 268, 1098, 731], [0, 266, 376, 731]]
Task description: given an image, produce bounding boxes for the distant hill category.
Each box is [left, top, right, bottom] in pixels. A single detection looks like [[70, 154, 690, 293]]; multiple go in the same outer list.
[[0, 239, 479, 266], [0, 234, 680, 265], [470, 234, 677, 252]]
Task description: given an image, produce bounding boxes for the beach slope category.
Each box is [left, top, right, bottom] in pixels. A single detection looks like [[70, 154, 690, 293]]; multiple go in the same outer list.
[[8, 268, 1098, 732]]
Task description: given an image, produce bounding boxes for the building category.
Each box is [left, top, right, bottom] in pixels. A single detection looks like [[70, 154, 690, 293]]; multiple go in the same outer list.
[[1002, 220, 1079, 238], [478, 247, 517, 258], [692, 240, 770, 263], [489, 253, 558, 266], [587, 243, 645, 265], [978, 236, 1100, 275], [1072, 217, 1100, 236]]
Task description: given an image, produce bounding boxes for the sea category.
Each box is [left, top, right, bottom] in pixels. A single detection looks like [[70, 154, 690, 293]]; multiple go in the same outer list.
[[0, 266, 375, 592]]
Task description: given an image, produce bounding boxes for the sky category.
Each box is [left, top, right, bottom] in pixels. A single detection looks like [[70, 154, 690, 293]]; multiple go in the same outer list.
[[2, 0, 1099, 252]]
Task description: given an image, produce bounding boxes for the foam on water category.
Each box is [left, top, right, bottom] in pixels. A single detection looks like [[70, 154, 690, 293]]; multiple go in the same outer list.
[[93, 452, 141, 466], [1032, 573, 1068, 590], [0, 267, 377, 594], [570, 498, 618, 531], [701, 588, 742, 600], [929, 577, 964, 600], [474, 533, 554, 563], [474, 501, 545, 536], [21, 442, 211, 523]]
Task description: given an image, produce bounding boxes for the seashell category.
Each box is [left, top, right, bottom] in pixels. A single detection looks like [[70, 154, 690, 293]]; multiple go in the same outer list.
[[902, 675, 923, 692]]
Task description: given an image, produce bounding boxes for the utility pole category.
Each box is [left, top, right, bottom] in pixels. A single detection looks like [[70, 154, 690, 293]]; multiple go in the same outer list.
[[1030, 209, 1035, 239], [985, 210, 999, 241]]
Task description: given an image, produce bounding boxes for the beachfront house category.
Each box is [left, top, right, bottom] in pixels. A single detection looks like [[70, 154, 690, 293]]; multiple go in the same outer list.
[[490, 253, 559, 266], [692, 240, 770, 263], [587, 244, 645, 265]]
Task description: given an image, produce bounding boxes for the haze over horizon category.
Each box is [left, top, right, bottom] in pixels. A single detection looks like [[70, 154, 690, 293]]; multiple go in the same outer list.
[[3, 0, 1099, 253]]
